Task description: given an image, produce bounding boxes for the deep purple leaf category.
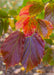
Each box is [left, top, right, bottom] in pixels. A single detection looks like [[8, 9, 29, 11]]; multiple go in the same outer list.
[[21, 32, 45, 72], [1, 31, 25, 68]]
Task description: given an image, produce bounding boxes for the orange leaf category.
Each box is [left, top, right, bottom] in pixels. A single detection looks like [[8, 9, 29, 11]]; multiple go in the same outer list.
[[23, 17, 38, 37], [37, 19, 53, 38], [15, 15, 29, 29], [19, 5, 32, 16]]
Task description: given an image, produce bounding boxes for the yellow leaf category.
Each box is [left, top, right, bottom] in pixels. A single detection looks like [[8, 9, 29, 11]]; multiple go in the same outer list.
[[16, 15, 20, 20], [8, 18, 15, 28]]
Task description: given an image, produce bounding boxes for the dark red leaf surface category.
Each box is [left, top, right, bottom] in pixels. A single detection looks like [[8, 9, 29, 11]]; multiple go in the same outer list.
[[1, 31, 25, 68], [1, 31, 45, 72], [21, 32, 45, 72]]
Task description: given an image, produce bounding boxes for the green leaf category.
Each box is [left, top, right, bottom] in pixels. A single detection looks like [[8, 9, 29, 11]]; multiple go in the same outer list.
[[42, 0, 50, 3], [49, 55, 54, 65], [3, 19, 9, 33], [43, 48, 53, 65], [0, 9, 8, 18], [23, 0, 29, 6], [36, 10, 45, 19], [42, 0, 54, 3], [8, 9, 17, 17], [30, 0, 42, 2], [0, 19, 3, 36], [45, 39, 53, 45], [17, 0, 29, 14], [50, 33, 54, 40]]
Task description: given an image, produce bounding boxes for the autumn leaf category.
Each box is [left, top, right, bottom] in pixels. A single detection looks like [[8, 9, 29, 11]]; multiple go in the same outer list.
[[8, 18, 15, 28], [1, 31, 25, 68], [19, 2, 44, 17], [23, 17, 38, 37], [16, 16, 38, 37], [15, 15, 29, 30], [1, 31, 45, 72], [19, 5, 32, 16], [29, 2, 44, 16], [21, 32, 45, 72], [37, 19, 53, 38], [45, 3, 54, 28], [15, 16, 53, 38]]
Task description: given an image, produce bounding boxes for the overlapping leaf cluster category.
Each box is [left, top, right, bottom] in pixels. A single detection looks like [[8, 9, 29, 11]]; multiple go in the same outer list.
[[0, 0, 54, 72]]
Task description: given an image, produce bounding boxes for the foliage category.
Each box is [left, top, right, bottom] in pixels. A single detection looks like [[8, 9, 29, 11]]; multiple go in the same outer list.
[[0, 0, 54, 72]]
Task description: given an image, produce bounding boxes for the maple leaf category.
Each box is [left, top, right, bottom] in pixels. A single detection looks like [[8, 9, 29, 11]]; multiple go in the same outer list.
[[1, 31, 25, 68], [21, 32, 45, 72], [37, 19, 53, 38], [45, 3, 54, 28]]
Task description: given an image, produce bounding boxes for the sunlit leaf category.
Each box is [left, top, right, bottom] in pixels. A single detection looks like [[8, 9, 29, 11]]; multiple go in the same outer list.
[[42, 0, 50, 3], [37, 19, 53, 38], [19, 5, 32, 16], [30, 0, 42, 2], [17, 0, 29, 14], [16, 16, 38, 37], [15, 15, 29, 29], [36, 10, 45, 19], [22, 32, 45, 72], [19, 2, 44, 16], [1, 31, 25, 68], [8, 18, 15, 28], [23, 17, 38, 37]]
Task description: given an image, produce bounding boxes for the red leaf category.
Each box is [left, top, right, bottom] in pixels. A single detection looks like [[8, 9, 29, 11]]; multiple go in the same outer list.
[[37, 19, 53, 38], [19, 2, 44, 16], [19, 5, 32, 16], [16, 16, 38, 37], [15, 15, 28, 29], [1, 31, 25, 68], [23, 17, 38, 37], [45, 3, 54, 28], [21, 32, 45, 72], [1, 31, 45, 72]]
